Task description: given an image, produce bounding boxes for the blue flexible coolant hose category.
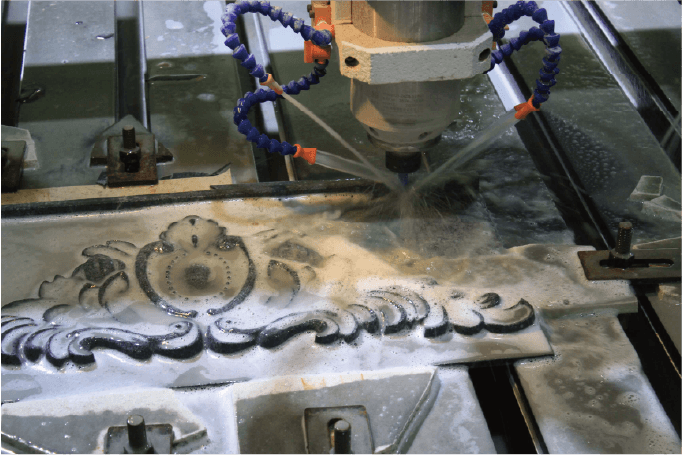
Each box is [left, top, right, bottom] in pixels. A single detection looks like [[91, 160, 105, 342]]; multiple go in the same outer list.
[[226, 0, 561, 155], [487, 1, 562, 108], [223, 0, 332, 156]]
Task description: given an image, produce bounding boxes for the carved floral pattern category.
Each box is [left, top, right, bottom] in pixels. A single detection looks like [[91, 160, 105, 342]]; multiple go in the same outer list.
[[1, 216, 535, 367]]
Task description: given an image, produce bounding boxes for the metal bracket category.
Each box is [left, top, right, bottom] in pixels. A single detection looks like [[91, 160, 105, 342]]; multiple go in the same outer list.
[[106, 131, 159, 187], [90, 115, 173, 187], [578, 222, 680, 280], [304, 405, 374, 454], [578, 248, 680, 281], [1, 140, 27, 193], [104, 415, 173, 454]]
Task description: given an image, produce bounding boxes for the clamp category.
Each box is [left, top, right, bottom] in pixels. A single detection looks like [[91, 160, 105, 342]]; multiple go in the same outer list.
[[304, 2, 335, 64]]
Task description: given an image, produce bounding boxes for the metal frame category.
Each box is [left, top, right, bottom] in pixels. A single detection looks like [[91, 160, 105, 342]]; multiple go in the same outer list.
[[0, 179, 383, 219]]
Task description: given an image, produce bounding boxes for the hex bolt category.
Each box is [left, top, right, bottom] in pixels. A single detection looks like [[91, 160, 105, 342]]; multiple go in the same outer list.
[[122, 125, 137, 150], [126, 415, 154, 454], [609, 221, 634, 268], [614, 221, 633, 255], [120, 126, 141, 173], [332, 419, 351, 454]]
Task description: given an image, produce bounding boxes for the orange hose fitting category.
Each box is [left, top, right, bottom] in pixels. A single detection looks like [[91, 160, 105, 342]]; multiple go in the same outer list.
[[304, 41, 332, 64], [514, 96, 540, 120], [482, 12, 507, 29], [304, 22, 335, 64], [260, 74, 283, 95], [293, 144, 317, 164], [482, 13, 507, 50]]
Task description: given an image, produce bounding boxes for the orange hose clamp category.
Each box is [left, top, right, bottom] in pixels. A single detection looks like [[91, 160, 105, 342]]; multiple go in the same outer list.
[[293, 144, 317, 164], [514, 96, 540, 120]]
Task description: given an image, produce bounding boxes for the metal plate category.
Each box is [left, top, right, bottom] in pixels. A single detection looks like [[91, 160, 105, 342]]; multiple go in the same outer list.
[[2, 388, 206, 454], [142, 1, 258, 183], [1, 191, 568, 400], [232, 368, 436, 454], [595, 0, 681, 113], [578, 249, 681, 281], [19, 1, 116, 189]]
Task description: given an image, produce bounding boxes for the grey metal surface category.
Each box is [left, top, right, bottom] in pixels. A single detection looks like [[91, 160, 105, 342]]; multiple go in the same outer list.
[[231, 368, 437, 454], [561, 1, 680, 167], [2, 388, 205, 454], [515, 314, 681, 454], [407, 366, 498, 454], [596, 0, 681, 113], [647, 283, 681, 355], [142, 1, 259, 183], [115, 1, 148, 128], [350, 1, 465, 43], [500, 0, 681, 245], [1, 0, 29, 127], [18, 1, 117, 189]]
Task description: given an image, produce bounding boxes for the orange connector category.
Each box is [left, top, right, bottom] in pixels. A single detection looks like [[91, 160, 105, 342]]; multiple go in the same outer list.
[[260, 74, 283, 95], [483, 5, 507, 50], [514, 96, 540, 120], [293, 144, 317, 164], [304, 40, 332, 63], [482, 1, 494, 16], [304, 3, 335, 64], [303, 23, 335, 64]]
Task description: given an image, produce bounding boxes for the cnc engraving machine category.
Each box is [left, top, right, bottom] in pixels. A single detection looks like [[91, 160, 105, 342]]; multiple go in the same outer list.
[[1, 1, 681, 453]]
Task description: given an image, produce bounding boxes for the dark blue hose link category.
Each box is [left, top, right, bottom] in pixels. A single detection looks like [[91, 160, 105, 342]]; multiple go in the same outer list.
[[222, 0, 333, 156], [487, 1, 561, 108]]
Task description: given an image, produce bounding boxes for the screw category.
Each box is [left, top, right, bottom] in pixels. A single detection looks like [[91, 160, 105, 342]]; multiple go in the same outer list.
[[122, 125, 137, 150], [614, 221, 633, 255], [120, 126, 141, 173], [126, 415, 154, 454], [332, 419, 351, 454], [609, 221, 634, 268]]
